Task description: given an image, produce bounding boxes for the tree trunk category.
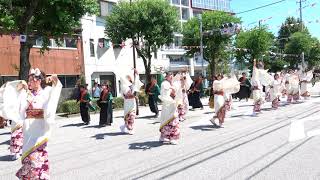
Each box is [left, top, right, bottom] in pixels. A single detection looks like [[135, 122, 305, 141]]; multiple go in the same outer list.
[[209, 59, 216, 76], [145, 64, 151, 85], [146, 50, 153, 84], [19, 38, 32, 81]]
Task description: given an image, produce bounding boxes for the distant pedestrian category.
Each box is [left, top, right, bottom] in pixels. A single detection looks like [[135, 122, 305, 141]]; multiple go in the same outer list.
[[188, 75, 204, 110], [145, 77, 160, 117], [78, 85, 92, 125], [98, 83, 113, 127], [92, 82, 101, 99]]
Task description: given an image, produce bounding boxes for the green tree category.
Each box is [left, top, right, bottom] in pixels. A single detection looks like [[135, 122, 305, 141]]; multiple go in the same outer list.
[[106, 0, 178, 83], [182, 11, 240, 76], [285, 32, 320, 69], [234, 26, 274, 70], [0, 0, 98, 80], [309, 38, 320, 68], [277, 16, 307, 50]]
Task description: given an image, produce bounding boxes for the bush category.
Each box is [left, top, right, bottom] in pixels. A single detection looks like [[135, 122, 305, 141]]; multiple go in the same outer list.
[[57, 97, 124, 114], [138, 91, 148, 106], [58, 100, 80, 114], [113, 97, 124, 109]]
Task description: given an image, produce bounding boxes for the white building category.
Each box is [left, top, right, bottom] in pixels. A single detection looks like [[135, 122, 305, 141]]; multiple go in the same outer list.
[[81, 0, 232, 96]]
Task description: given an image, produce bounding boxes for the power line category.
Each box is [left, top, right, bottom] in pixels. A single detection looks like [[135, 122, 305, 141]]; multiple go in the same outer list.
[[236, 0, 286, 15]]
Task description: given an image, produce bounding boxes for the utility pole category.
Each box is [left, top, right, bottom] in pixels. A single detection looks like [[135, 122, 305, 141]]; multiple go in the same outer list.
[[199, 15, 204, 77], [258, 20, 261, 28], [299, 0, 305, 70], [299, 0, 303, 30], [130, 0, 137, 76]]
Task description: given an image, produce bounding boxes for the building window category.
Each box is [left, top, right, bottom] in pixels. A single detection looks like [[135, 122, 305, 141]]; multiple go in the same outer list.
[[33, 37, 77, 49], [0, 76, 18, 86], [98, 38, 110, 48], [181, 8, 189, 20], [174, 36, 182, 48], [52, 39, 66, 48], [65, 38, 77, 48], [100, 1, 115, 17], [58, 75, 79, 88], [191, 0, 231, 12], [90, 39, 95, 57], [181, 0, 189, 6], [153, 50, 158, 60], [172, 0, 180, 5]]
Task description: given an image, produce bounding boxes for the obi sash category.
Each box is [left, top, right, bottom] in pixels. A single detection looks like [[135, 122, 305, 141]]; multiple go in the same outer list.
[[26, 109, 44, 119]]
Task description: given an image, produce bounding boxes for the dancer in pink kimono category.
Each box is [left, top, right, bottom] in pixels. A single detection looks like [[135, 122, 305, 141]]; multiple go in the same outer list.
[[173, 71, 192, 122], [120, 69, 143, 135], [159, 72, 180, 144], [0, 68, 62, 180]]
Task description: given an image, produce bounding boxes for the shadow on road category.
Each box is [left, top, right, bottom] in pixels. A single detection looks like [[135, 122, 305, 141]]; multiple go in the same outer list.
[[150, 122, 160, 125], [0, 132, 10, 136], [82, 125, 102, 129], [262, 107, 274, 111], [129, 141, 163, 151], [92, 132, 127, 139], [190, 125, 218, 131], [0, 155, 12, 161], [230, 114, 252, 118], [61, 123, 85, 128], [137, 115, 157, 120], [238, 104, 254, 107], [0, 140, 10, 146]]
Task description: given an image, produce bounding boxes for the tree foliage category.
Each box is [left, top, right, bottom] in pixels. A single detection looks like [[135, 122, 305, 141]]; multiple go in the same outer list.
[[0, 0, 98, 80], [285, 32, 320, 69], [277, 16, 307, 50], [182, 11, 240, 76], [234, 26, 274, 70], [106, 0, 178, 83]]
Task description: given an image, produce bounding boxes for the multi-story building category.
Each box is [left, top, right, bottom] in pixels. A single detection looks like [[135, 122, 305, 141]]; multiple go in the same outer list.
[[81, 0, 169, 96], [0, 35, 84, 89], [81, 0, 232, 96], [162, 0, 232, 77]]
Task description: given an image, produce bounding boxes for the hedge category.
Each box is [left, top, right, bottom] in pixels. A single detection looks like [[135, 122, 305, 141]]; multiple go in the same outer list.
[[138, 91, 148, 106], [57, 92, 153, 114], [57, 97, 124, 114]]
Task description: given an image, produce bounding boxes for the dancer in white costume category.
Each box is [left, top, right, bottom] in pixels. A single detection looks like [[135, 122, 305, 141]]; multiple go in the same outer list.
[[299, 70, 313, 99], [251, 61, 264, 115], [269, 73, 284, 109], [251, 60, 273, 115], [173, 71, 192, 121], [211, 74, 240, 127], [286, 70, 300, 103], [0, 81, 24, 160], [159, 72, 180, 144], [0, 68, 62, 180], [120, 69, 144, 135]]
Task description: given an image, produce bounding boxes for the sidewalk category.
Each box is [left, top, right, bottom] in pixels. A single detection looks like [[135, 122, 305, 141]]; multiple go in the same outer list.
[[55, 97, 210, 120]]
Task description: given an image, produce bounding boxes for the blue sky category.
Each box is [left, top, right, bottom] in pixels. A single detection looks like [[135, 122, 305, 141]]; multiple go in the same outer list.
[[231, 0, 320, 39]]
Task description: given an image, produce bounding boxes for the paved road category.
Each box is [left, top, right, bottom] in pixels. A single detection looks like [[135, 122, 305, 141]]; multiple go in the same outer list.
[[0, 97, 320, 180]]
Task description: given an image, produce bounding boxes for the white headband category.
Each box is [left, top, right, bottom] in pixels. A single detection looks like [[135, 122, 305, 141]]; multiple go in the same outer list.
[[29, 68, 41, 76]]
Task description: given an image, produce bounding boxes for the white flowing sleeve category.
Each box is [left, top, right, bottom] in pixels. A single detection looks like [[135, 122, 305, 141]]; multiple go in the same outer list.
[[159, 81, 175, 104], [222, 75, 240, 94], [133, 74, 144, 92], [0, 80, 27, 125], [44, 80, 63, 124], [185, 73, 193, 90]]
